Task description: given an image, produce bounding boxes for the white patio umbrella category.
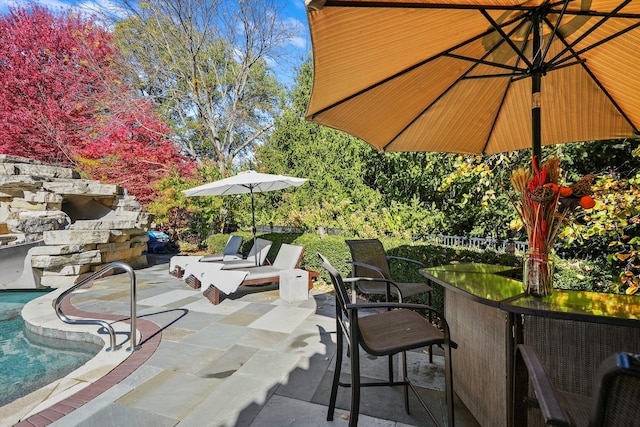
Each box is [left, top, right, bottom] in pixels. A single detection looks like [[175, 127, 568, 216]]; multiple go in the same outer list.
[[183, 171, 308, 264]]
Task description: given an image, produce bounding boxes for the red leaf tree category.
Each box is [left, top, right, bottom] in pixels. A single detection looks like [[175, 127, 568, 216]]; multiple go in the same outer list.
[[0, 6, 193, 204]]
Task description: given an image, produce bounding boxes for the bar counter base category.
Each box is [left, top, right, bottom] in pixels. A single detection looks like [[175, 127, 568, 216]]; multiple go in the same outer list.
[[447, 290, 509, 427]]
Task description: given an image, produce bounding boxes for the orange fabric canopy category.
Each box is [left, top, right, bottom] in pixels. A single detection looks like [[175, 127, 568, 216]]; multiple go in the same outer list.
[[305, 0, 640, 155]]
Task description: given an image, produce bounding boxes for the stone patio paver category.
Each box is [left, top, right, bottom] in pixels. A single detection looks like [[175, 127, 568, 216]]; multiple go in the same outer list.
[[7, 261, 481, 427]]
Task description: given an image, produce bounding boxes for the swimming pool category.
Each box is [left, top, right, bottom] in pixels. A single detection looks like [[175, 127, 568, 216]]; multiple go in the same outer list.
[[0, 290, 102, 407]]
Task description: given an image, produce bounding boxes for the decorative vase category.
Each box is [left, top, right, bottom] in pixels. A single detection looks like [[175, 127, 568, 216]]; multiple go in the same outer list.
[[523, 249, 554, 296]]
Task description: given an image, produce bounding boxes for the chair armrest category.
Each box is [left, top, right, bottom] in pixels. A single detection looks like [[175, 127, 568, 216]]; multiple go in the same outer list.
[[347, 275, 404, 302], [386, 255, 425, 267], [348, 261, 386, 278], [514, 345, 572, 427], [345, 301, 443, 318], [343, 277, 360, 303]]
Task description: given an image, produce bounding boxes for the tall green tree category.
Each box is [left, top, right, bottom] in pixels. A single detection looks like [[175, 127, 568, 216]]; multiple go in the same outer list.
[[112, 0, 291, 174], [256, 58, 384, 234]]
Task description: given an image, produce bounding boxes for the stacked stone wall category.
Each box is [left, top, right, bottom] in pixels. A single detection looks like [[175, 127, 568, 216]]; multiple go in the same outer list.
[[0, 155, 151, 289]]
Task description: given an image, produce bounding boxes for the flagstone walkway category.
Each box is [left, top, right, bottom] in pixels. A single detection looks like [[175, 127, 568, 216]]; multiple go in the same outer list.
[[6, 260, 481, 426]]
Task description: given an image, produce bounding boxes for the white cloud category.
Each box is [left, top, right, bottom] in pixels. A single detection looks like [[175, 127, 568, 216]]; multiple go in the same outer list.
[[0, 0, 66, 13], [282, 16, 309, 50], [0, 0, 128, 21], [289, 34, 307, 49], [75, 0, 129, 19]]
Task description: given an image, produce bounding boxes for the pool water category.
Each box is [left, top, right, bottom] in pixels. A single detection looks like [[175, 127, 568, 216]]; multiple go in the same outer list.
[[0, 290, 102, 407]]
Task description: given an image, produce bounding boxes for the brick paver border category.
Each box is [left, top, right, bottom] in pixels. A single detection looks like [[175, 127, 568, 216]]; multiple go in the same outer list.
[[14, 296, 162, 426]]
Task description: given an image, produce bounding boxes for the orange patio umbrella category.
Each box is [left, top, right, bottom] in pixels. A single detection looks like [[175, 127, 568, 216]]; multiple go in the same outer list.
[[304, 0, 640, 161]]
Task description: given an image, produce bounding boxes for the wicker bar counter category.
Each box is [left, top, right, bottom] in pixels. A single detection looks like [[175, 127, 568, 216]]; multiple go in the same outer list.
[[422, 264, 522, 427], [421, 263, 640, 427]]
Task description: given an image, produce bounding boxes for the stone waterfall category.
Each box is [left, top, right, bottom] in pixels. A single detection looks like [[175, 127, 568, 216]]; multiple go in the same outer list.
[[0, 155, 151, 289]]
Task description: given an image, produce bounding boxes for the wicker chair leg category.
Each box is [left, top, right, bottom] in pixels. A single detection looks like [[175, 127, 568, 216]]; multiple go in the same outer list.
[[202, 285, 220, 305], [185, 274, 201, 289]]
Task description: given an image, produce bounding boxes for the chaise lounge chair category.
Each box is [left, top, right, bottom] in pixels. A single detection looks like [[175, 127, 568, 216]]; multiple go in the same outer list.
[[180, 238, 273, 288], [207, 237, 272, 268], [169, 235, 242, 277], [169, 237, 270, 279], [194, 243, 319, 304], [200, 235, 243, 262]]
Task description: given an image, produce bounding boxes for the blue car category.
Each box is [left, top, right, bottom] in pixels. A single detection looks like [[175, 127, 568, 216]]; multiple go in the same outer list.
[[147, 230, 179, 254]]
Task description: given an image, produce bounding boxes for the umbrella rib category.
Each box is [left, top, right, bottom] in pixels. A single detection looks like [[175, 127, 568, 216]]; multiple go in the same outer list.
[[446, 53, 525, 74], [458, 18, 532, 79], [384, 12, 532, 152], [322, 1, 540, 12], [546, 23, 640, 134], [547, 0, 632, 66], [481, 61, 523, 155], [481, 9, 534, 69], [562, 8, 640, 19], [580, 67, 640, 135], [463, 71, 531, 80], [555, 21, 640, 68], [543, 59, 586, 73], [540, 0, 571, 63], [383, 73, 485, 151]]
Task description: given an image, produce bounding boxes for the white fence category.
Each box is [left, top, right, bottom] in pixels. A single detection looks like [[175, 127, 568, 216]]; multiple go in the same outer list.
[[415, 234, 529, 254], [254, 224, 528, 254]]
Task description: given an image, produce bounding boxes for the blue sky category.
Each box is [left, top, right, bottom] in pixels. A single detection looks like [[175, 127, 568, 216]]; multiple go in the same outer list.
[[0, 0, 311, 87]]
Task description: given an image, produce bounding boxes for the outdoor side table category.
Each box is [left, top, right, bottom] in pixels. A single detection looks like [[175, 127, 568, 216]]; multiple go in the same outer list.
[[280, 268, 309, 302]]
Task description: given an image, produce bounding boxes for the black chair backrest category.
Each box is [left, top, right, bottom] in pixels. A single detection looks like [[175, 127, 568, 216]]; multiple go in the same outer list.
[[515, 345, 640, 427], [317, 252, 351, 325], [345, 239, 392, 279], [593, 352, 640, 426], [344, 239, 394, 297]]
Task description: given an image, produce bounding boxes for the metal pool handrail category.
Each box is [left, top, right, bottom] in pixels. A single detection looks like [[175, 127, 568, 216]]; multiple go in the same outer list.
[[54, 261, 139, 352]]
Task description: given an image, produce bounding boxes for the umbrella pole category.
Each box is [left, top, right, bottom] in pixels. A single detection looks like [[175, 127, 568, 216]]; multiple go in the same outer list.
[[250, 188, 258, 266], [532, 11, 542, 169], [532, 73, 541, 167]]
